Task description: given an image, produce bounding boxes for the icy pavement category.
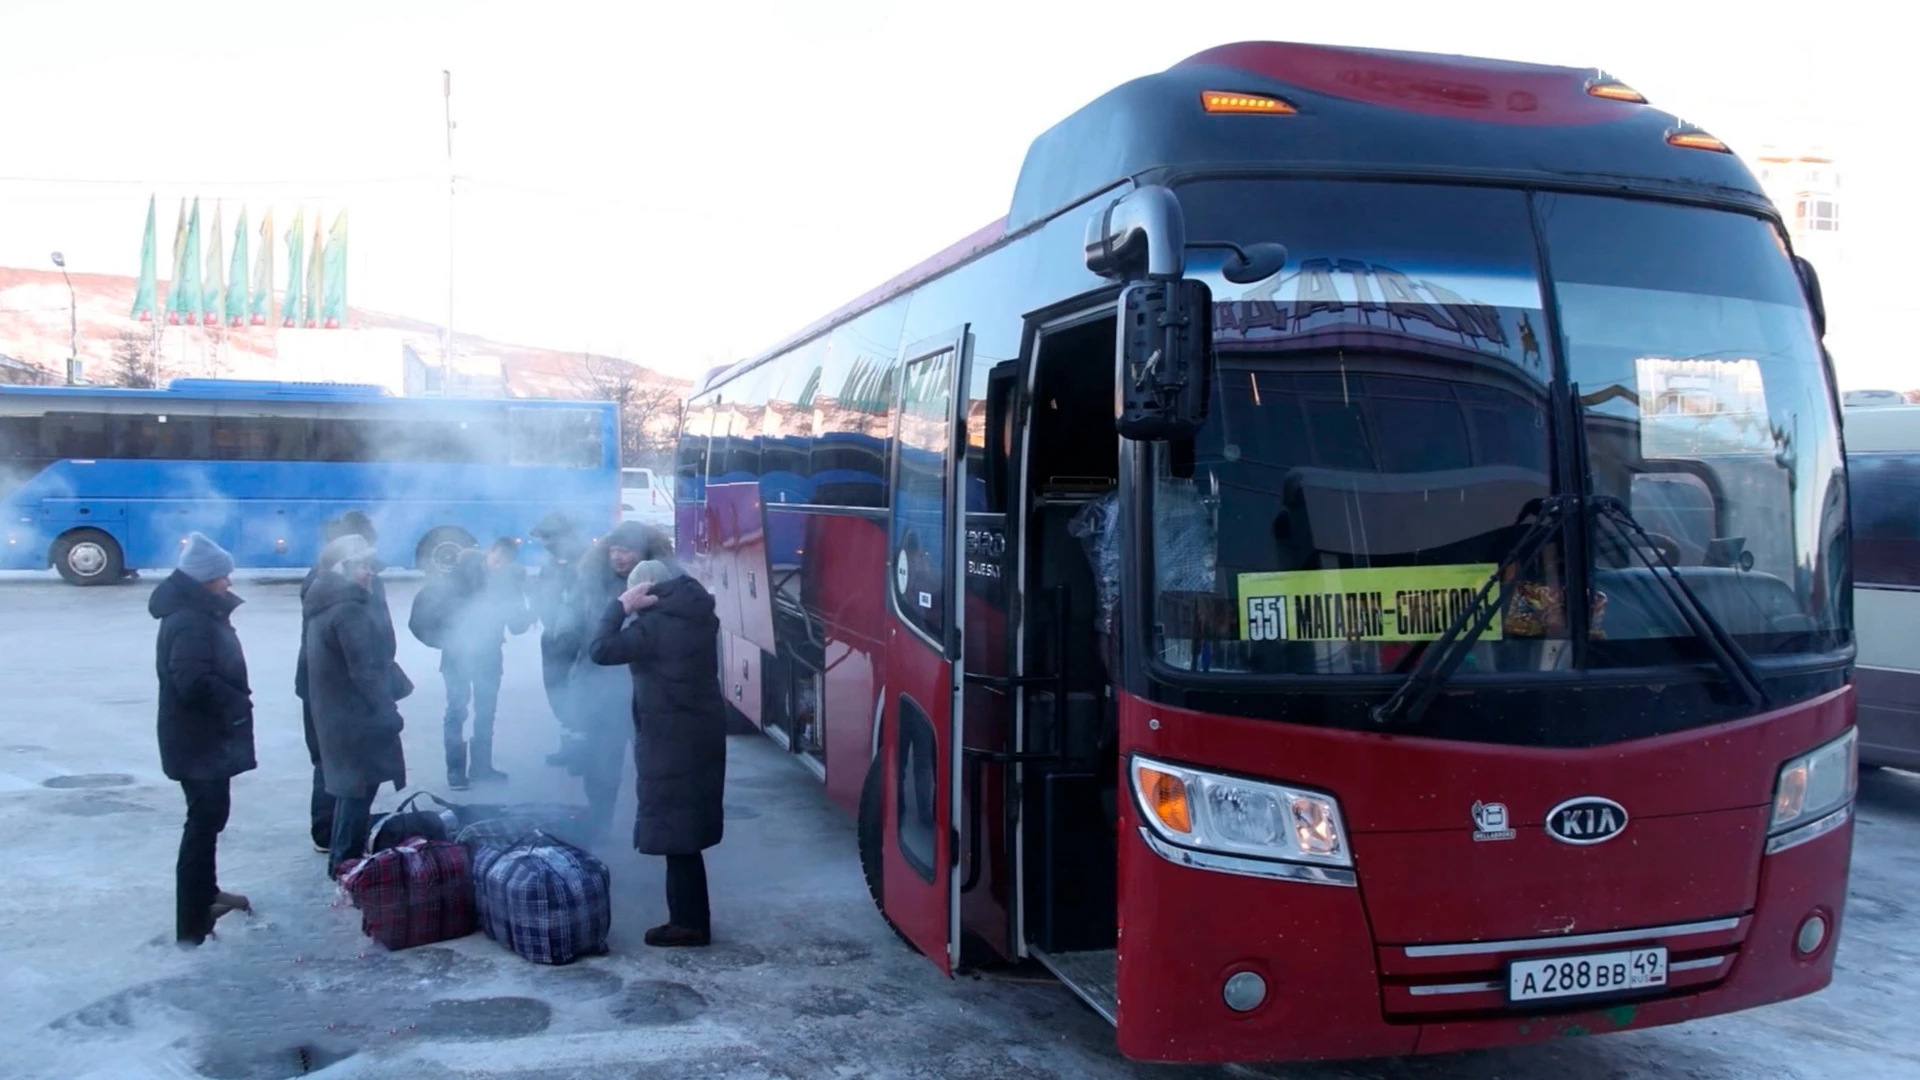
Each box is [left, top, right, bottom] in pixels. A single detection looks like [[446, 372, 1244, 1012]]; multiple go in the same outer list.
[[0, 571, 1915, 1080]]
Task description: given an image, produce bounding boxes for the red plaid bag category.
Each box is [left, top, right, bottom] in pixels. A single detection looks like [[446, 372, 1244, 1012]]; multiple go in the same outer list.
[[336, 837, 475, 950]]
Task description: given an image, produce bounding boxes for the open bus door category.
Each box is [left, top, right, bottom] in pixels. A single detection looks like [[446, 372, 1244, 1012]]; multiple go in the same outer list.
[[878, 327, 972, 973]]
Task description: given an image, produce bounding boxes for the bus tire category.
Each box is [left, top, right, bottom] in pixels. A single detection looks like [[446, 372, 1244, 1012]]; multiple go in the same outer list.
[[52, 529, 125, 587], [858, 753, 917, 953], [415, 527, 475, 576]]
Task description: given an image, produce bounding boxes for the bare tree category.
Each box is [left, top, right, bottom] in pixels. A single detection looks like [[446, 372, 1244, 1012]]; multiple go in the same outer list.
[[571, 352, 683, 468], [106, 331, 159, 389]]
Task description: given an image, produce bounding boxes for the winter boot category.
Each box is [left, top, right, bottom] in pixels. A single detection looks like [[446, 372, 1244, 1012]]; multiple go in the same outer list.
[[468, 738, 508, 784], [446, 740, 470, 791]]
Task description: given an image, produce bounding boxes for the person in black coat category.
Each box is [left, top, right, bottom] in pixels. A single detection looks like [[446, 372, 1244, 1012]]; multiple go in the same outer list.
[[151, 533, 257, 946], [589, 557, 726, 947], [304, 534, 411, 877], [294, 511, 395, 853]]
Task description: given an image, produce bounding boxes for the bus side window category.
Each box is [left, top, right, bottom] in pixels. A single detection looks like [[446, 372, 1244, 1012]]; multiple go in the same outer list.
[[44, 412, 110, 459], [313, 418, 369, 463]]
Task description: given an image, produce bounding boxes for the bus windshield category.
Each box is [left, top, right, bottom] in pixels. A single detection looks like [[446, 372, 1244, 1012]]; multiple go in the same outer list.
[[1149, 180, 1847, 678]]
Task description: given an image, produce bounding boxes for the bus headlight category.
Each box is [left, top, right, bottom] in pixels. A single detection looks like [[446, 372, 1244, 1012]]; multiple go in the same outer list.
[[1767, 729, 1856, 853], [1132, 755, 1351, 868]]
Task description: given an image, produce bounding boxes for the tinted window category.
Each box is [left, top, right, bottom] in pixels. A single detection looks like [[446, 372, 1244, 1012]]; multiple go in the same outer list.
[[1541, 193, 1847, 658], [509, 408, 604, 468], [890, 346, 955, 645], [1850, 452, 1920, 587]]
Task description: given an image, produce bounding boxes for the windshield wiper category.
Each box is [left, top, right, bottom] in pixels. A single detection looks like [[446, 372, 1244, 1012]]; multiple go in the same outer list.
[[1371, 496, 1571, 727], [1589, 495, 1771, 709]]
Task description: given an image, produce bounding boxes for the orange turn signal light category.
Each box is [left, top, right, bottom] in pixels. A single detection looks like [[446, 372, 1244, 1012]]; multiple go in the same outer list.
[[1138, 765, 1193, 834], [1202, 90, 1296, 115], [1667, 130, 1731, 153], [1586, 80, 1647, 104]]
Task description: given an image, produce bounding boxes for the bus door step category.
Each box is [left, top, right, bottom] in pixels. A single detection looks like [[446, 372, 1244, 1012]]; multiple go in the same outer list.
[[1031, 947, 1117, 1026]]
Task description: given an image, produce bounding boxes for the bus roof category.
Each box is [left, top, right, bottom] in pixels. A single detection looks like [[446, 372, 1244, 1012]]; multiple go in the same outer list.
[[698, 40, 1774, 396]]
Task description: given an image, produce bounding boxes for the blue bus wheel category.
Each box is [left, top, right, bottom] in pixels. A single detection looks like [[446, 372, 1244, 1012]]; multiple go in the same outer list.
[[416, 527, 476, 575], [53, 529, 125, 587]]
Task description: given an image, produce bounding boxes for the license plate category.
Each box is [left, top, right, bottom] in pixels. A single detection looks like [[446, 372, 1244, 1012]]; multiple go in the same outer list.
[[1507, 946, 1667, 1004]]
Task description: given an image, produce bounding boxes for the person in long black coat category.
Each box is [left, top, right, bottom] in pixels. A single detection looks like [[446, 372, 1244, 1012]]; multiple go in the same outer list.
[[151, 533, 257, 946], [588, 558, 727, 947], [294, 511, 395, 853], [304, 535, 411, 877]]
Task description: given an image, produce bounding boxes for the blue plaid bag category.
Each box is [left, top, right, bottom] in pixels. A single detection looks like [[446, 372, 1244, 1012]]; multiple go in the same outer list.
[[470, 830, 611, 965]]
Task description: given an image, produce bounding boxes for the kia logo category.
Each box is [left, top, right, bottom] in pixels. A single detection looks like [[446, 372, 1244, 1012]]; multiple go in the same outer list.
[[1545, 797, 1629, 846]]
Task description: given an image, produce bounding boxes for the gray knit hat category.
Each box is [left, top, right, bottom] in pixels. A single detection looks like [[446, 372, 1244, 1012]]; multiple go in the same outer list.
[[627, 559, 678, 589], [178, 532, 235, 583]]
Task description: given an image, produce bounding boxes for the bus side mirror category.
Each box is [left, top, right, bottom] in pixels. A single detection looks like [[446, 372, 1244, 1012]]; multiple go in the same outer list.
[[1794, 255, 1827, 338], [1115, 278, 1214, 441]]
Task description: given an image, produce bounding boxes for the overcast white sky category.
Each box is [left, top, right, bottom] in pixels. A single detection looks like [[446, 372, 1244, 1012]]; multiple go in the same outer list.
[[0, 0, 1908, 386]]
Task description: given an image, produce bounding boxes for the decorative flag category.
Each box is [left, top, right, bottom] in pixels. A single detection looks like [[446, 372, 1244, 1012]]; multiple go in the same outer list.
[[250, 209, 274, 326], [282, 208, 304, 328], [180, 198, 205, 326], [131, 195, 157, 322], [227, 208, 250, 327], [304, 216, 322, 328], [321, 210, 347, 328], [167, 199, 188, 325], [203, 202, 226, 327]]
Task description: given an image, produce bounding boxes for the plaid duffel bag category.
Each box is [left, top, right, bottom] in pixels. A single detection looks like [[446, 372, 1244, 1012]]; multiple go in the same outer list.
[[336, 837, 475, 950], [470, 831, 611, 965]]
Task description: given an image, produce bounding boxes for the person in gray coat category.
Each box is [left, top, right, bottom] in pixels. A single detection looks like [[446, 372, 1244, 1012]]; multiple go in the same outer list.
[[303, 534, 411, 876], [547, 523, 656, 842], [589, 557, 727, 947]]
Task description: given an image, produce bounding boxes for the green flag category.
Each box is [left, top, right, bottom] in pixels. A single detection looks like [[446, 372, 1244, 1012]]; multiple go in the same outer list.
[[281, 208, 304, 327], [304, 217, 322, 327], [132, 195, 157, 322], [250, 209, 274, 325], [227, 209, 250, 327], [203, 202, 226, 327], [167, 199, 187, 324], [321, 210, 347, 328], [181, 198, 204, 325]]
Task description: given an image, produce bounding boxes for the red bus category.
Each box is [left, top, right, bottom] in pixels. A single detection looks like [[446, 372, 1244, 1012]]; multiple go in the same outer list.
[[674, 41, 1855, 1063]]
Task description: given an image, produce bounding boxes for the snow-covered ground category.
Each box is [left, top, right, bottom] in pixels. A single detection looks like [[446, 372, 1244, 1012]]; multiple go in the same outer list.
[[0, 572, 1914, 1080]]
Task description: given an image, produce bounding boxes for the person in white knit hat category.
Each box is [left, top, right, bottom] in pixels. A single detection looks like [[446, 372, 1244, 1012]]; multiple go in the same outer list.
[[150, 532, 256, 945]]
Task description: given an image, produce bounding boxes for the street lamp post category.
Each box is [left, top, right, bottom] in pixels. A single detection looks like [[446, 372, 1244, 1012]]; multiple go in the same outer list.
[[50, 252, 77, 384]]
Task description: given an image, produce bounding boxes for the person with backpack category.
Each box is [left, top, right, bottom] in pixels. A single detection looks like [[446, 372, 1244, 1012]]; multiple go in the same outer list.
[[410, 541, 533, 790], [152, 533, 257, 946], [294, 511, 398, 853], [305, 534, 411, 877]]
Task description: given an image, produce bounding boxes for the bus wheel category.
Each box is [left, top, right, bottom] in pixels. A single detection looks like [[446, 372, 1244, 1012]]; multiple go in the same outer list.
[[415, 528, 475, 575], [53, 529, 125, 587], [858, 754, 917, 952]]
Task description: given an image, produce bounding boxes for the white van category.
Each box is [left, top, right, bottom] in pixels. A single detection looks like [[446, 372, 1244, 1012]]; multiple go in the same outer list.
[[1844, 403, 1920, 769], [620, 467, 675, 532]]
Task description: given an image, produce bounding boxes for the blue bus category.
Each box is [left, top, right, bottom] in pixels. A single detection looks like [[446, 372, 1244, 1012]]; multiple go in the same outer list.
[[0, 379, 620, 584]]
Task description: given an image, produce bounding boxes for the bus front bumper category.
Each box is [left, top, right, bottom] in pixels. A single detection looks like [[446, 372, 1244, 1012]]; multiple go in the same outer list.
[[1112, 809, 1853, 1064]]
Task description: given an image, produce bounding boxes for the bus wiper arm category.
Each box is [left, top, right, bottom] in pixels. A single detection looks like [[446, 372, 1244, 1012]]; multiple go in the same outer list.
[[1371, 496, 1571, 728], [1590, 496, 1771, 709]]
